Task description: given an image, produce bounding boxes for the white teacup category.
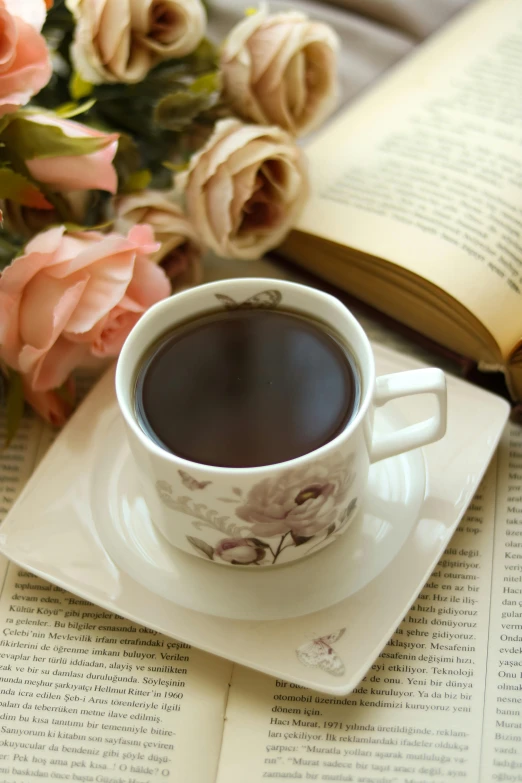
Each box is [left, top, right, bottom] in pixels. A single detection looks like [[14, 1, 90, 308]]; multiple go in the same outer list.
[[115, 278, 447, 568]]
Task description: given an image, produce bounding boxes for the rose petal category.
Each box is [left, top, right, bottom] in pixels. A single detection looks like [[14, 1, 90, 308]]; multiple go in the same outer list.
[[125, 255, 171, 308], [21, 335, 91, 391], [0, 13, 51, 115], [4, 0, 46, 32], [19, 273, 87, 352]]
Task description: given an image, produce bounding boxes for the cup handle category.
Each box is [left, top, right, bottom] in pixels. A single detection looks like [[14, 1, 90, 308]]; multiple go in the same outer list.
[[369, 368, 447, 464]]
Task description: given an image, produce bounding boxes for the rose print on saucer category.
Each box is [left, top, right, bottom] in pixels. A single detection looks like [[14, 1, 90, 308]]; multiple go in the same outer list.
[[156, 454, 358, 566]]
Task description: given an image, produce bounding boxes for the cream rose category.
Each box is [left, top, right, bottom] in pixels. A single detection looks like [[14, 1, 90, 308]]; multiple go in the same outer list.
[[66, 0, 206, 84], [114, 191, 201, 289], [177, 118, 308, 260], [220, 8, 339, 137]]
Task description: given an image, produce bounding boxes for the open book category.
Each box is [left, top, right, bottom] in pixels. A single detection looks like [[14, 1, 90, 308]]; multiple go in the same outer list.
[[280, 0, 522, 400], [0, 369, 520, 782]]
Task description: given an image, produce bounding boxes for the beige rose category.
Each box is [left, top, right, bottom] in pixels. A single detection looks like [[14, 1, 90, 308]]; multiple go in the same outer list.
[[66, 0, 206, 84], [177, 118, 308, 260], [220, 8, 339, 137], [114, 191, 202, 289]]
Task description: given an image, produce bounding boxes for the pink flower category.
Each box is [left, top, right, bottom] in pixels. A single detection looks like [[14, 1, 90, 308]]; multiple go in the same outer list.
[[236, 458, 355, 539], [0, 224, 170, 396], [0, 1, 51, 116], [22, 377, 75, 427], [214, 538, 266, 565], [24, 114, 119, 193]]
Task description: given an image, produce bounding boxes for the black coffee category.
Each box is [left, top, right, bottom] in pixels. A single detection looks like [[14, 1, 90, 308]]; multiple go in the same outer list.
[[135, 309, 360, 468]]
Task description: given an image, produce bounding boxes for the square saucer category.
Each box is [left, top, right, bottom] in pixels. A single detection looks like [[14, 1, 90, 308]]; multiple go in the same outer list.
[[0, 343, 509, 694]]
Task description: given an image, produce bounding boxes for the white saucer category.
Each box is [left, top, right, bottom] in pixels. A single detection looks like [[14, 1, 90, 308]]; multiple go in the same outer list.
[[0, 343, 509, 694], [92, 408, 425, 620]]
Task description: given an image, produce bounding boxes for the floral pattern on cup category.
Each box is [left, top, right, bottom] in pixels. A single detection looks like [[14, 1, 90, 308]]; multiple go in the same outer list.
[[215, 538, 267, 565], [156, 454, 358, 566], [236, 456, 355, 554]]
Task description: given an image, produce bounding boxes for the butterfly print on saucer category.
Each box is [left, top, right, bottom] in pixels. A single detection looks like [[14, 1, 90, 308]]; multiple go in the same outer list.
[[296, 628, 346, 677]]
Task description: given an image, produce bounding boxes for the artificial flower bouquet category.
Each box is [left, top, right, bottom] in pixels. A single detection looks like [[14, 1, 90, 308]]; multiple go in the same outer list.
[[0, 0, 339, 436]]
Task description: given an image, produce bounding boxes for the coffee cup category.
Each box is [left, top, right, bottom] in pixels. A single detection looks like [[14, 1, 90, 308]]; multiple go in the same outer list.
[[115, 278, 447, 568]]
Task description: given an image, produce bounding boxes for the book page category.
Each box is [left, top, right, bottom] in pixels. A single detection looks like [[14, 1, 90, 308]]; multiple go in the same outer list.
[[216, 428, 522, 781], [481, 422, 522, 778], [0, 412, 233, 783], [0, 415, 44, 591], [291, 0, 522, 357]]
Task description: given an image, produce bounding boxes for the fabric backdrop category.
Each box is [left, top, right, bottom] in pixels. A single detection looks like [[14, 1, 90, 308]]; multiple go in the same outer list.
[[206, 0, 473, 111]]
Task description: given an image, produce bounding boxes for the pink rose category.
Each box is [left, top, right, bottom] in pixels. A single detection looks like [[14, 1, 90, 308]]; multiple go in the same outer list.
[[0, 223, 170, 395], [214, 538, 266, 565], [24, 114, 119, 194], [0, 1, 51, 116], [236, 458, 355, 539]]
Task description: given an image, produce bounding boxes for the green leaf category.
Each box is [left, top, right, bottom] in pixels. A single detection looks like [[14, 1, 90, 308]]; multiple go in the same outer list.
[[154, 92, 211, 131], [2, 117, 113, 161], [121, 169, 152, 193], [186, 536, 214, 560], [189, 71, 221, 95], [70, 71, 94, 101], [0, 116, 11, 136], [0, 235, 22, 270], [189, 38, 219, 70], [0, 169, 52, 208], [55, 98, 96, 119], [5, 372, 24, 448], [162, 160, 189, 173], [113, 132, 142, 183]]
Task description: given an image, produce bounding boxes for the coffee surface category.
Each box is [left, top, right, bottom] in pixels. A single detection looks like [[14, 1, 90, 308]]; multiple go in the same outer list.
[[135, 309, 359, 468]]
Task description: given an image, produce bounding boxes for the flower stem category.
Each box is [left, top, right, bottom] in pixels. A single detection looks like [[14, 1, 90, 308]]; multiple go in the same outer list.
[[272, 532, 290, 564]]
